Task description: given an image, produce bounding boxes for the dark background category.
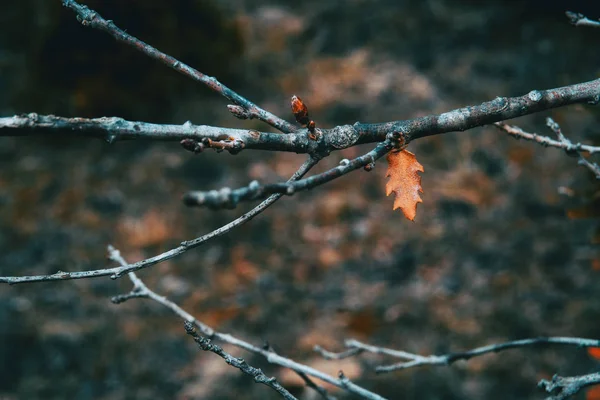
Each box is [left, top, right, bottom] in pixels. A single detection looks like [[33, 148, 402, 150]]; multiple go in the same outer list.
[[1, 0, 599, 399]]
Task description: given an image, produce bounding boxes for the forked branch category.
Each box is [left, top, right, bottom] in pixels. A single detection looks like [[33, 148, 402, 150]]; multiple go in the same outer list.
[[109, 247, 385, 400]]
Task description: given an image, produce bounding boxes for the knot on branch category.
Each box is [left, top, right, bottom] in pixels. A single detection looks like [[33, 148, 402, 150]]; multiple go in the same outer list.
[[386, 130, 407, 150], [227, 105, 252, 120], [326, 125, 360, 150], [180, 137, 245, 155]]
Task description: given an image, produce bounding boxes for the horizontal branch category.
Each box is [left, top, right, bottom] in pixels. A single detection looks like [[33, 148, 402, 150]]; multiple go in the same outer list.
[[0, 157, 318, 285], [61, 0, 296, 133], [0, 114, 309, 153], [495, 118, 600, 179], [315, 337, 600, 373], [183, 140, 394, 209], [3, 79, 599, 157], [354, 79, 600, 143], [494, 122, 600, 155], [110, 247, 385, 400]]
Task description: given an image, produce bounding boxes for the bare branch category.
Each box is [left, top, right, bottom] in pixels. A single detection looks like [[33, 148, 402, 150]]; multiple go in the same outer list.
[[109, 247, 386, 400], [313, 345, 363, 361], [495, 119, 600, 179], [539, 372, 600, 400], [0, 156, 318, 285], [183, 140, 394, 209], [61, 0, 296, 133], [546, 118, 600, 179], [315, 337, 600, 374], [494, 122, 600, 155], [566, 11, 600, 28], [265, 342, 337, 400], [3, 78, 600, 151], [184, 322, 298, 400], [0, 114, 307, 154]]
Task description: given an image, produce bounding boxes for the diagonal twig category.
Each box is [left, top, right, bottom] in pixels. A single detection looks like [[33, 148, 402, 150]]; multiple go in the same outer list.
[[184, 322, 298, 400], [0, 156, 318, 285], [61, 0, 297, 133], [183, 139, 394, 209], [109, 247, 386, 400]]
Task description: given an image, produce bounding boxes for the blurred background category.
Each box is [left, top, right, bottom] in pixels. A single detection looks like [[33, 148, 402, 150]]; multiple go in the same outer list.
[[1, 0, 599, 399]]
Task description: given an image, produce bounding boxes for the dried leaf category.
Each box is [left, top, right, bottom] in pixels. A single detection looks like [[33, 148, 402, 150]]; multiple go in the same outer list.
[[588, 347, 600, 360], [385, 149, 424, 221]]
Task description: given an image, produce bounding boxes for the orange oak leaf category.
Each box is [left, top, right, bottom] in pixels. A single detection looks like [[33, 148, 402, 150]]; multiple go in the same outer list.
[[588, 347, 600, 360], [385, 149, 424, 221]]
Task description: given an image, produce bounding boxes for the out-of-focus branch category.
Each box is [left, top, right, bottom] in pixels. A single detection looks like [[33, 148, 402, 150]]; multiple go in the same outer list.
[[315, 338, 600, 373], [566, 11, 600, 28], [182, 139, 394, 209], [109, 247, 386, 400], [0, 156, 318, 285], [61, 0, 297, 133], [495, 118, 600, 179], [539, 372, 600, 400]]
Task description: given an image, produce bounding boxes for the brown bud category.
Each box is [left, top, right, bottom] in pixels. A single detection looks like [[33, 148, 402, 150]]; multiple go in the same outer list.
[[307, 120, 316, 133], [291, 95, 310, 126], [180, 138, 204, 154], [227, 105, 251, 120]]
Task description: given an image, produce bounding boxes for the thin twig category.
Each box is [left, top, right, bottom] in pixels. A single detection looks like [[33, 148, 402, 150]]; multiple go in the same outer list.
[[566, 11, 600, 28], [539, 372, 600, 400], [315, 338, 600, 374], [109, 247, 386, 400], [61, 0, 297, 133], [265, 342, 337, 400], [0, 157, 318, 285], [183, 140, 393, 209], [494, 119, 600, 179], [184, 322, 298, 400], [313, 345, 363, 361], [494, 122, 600, 155]]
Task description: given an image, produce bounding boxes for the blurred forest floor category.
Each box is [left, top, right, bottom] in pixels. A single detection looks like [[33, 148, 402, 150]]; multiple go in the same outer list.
[[1, 0, 600, 399]]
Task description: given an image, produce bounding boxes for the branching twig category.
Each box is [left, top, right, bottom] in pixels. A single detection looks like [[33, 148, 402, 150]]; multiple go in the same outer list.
[[184, 322, 298, 400], [3, 79, 600, 155], [315, 338, 600, 373], [539, 372, 600, 400], [61, 0, 297, 133], [566, 11, 600, 28], [495, 119, 600, 179], [183, 140, 394, 209], [0, 157, 318, 285], [109, 247, 386, 400]]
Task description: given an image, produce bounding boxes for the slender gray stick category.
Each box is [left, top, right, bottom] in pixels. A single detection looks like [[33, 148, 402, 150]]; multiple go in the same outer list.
[[315, 338, 600, 374], [109, 247, 386, 400], [495, 119, 600, 179], [61, 0, 297, 133], [184, 322, 298, 400], [494, 122, 600, 155], [0, 157, 318, 284], [183, 140, 393, 209]]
